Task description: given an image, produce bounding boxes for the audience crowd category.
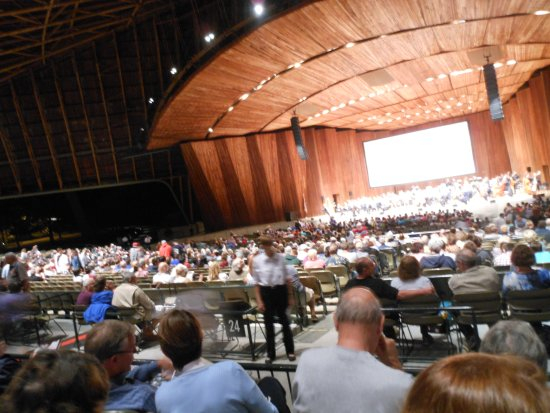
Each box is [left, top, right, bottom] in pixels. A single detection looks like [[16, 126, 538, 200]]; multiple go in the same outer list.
[[1, 171, 550, 412]]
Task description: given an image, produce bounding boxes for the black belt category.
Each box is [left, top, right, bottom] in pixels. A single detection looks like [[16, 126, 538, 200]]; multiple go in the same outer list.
[[260, 284, 285, 289]]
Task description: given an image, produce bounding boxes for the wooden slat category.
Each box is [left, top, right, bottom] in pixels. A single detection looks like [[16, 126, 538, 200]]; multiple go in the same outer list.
[[30, 70, 63, 189], [10, 80, 43, 191], [149, 0, 550, 148]]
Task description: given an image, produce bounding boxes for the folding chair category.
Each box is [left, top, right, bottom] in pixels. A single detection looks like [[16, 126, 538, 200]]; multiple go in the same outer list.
[[311, 270, 341, 299], [299, 276, 327, 315], [506, 289, 550, 323], [326, 265, 349, 288]]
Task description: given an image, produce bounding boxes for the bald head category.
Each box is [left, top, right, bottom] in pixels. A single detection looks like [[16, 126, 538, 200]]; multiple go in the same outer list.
[[335, 287, 382, 326]]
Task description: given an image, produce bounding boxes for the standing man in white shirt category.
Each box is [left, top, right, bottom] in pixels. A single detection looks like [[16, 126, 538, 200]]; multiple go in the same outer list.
[[253, 237, 295, 363]]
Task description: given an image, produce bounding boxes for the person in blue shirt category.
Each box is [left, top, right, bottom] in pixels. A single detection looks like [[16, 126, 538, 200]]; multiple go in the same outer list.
[[85, 319, 172, 413], [155, 309, 289, 413], [503, 244, 550, 296]]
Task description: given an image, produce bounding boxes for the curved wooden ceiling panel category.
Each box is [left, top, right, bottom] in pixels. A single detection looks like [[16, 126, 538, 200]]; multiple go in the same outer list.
[[149, 0, 550, 149]]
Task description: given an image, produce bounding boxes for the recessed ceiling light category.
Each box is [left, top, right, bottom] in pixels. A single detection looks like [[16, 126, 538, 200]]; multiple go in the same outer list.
[[345, 42, 355, 48], [506, 59, 517, 65], [534, 10, 550, 15], [254, 4, 264, 16], [348, 99, 356, 105], [294, 62, 302, 69], [368, 92, 376, 98], [493, 62, 503, 68], [331, 106, 338, 112], [339, 103, 346, 108], [457, 102, 463, 107], [170, 67, 177, 75], [438, 73, 447, 79], [208, 128, 213, 133], [240, 93, 250, 101], [255, 84, 263, 91], [148, 97, 154, 104], [385, 112, 391, 116], [452, 19, 466, 24], [204, 33, 215, 42], [315, 113, 321, 118], [228, 106, 234, 112], [359, 96, 366, 101], [322, 109, 329, 115]]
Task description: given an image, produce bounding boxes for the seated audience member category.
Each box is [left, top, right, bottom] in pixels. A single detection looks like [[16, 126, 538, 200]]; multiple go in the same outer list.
[[283, 246, 301, 266], [288, 266, 318, 322], [464, 236, 493, 266], [503, 244, 550, 296], [153, 262, 175, 285], [401, 353, 550, 413], [324, 244, 350, 269], [83, 275, 114, 323], [76, 277, 95, 306], [409, 241, 427, 263], [531, 241, 550, 264], [199, 261, 224, 281], [419, 238, 456, 271], [0, 341, 20, 395], [1, 350, 109, 413], [480, 320, 547, 371], [228, 258, 250, 282], [85, 320, 170, 412], [155, 309, 285, 413], [303, 249, 325, 269], [448, 248, 500, 350], [292, 288, 412, 413], [171, 263, 193, 283], [493, 241, 514, 266], [390, 256, 435, 345], [112, 271, 156, 324]]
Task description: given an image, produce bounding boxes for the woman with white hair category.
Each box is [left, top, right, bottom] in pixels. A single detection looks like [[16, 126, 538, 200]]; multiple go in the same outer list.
[[171, 263, 193, 283], [303, 249, 325, 269]]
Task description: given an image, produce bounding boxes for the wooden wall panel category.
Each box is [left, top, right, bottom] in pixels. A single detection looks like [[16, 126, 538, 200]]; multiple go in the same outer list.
[[181, 68, 550, 230], [501, 70, 550, 179]]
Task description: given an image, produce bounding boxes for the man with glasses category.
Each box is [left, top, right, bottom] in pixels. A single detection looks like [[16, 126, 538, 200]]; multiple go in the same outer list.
[[85, 320, 172, 412]]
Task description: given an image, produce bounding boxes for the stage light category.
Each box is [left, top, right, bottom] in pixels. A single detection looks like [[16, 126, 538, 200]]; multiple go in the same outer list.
[[205, 33, 215, 42], [148, 97, 154, 104], [170, 67, 177, 75]]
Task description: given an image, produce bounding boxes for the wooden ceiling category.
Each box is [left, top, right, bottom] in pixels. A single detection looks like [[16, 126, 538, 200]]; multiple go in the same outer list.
[[149, 0, 550, 149], [0, 0, 169, 83]]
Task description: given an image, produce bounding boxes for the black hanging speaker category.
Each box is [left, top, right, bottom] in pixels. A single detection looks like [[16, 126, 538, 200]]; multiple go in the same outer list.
[[483, 63, 504, 121], [291, 116, 308, 160]]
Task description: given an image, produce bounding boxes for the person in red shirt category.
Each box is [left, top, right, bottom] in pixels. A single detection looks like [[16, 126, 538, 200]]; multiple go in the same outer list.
[[158, 240, 173, 260]]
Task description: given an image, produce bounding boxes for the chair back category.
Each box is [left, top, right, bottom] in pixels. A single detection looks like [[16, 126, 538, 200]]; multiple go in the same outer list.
[[506, 289, 550, 322]]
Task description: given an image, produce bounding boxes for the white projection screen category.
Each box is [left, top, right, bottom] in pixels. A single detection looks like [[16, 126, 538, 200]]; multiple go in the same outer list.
[[363, 121, 476, 187]]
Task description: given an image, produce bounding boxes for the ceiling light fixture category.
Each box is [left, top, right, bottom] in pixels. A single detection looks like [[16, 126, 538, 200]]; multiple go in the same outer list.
[[170, 67, 177, 75], [506, 59, 517, 65], [494, 62, 503, 68], [534, 10, 550, 15], [228, 106, 234, 112], [345, 42, 355, 48], [253, 4, 264, 16], [208, 128, 214, 133], [204, 33, 215, 42], [148, 97, 154, 104], [240, 93, 250, 101], [438, 73, 447, 79], [452, 19, 466, 24]]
